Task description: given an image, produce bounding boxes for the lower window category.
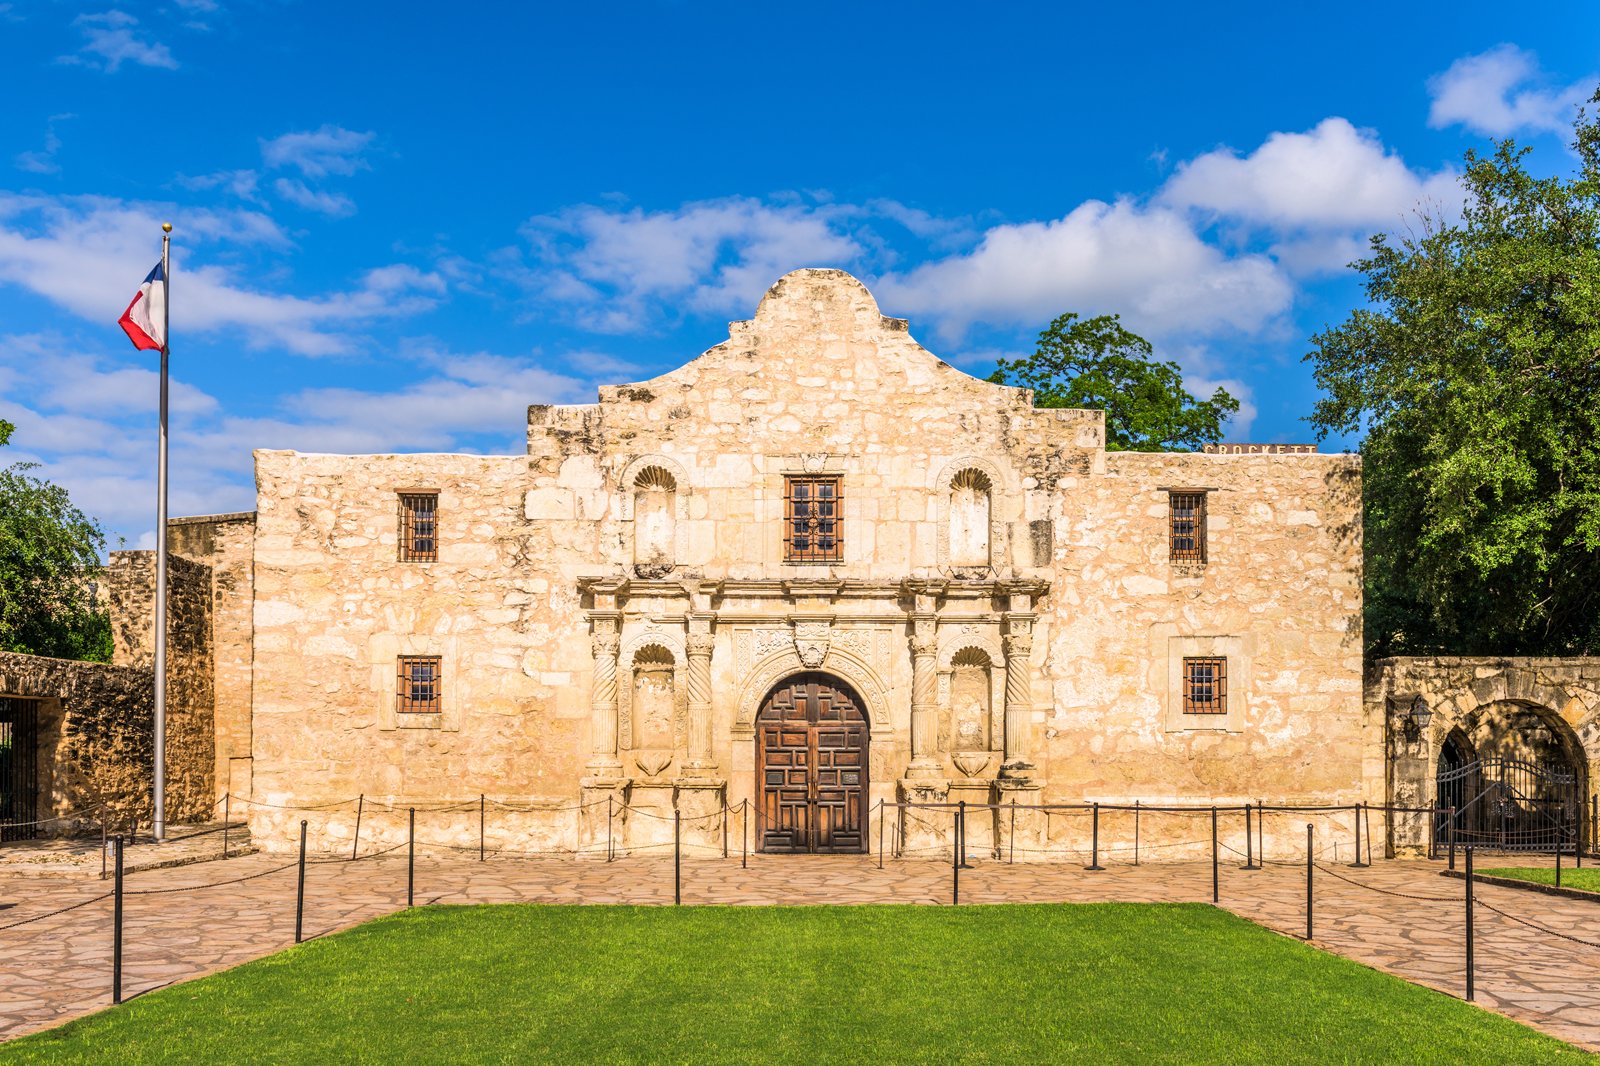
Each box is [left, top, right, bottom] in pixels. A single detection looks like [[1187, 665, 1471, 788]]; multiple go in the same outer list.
[[1182, 657, 1227, 715], [397, 655, 442, 714]]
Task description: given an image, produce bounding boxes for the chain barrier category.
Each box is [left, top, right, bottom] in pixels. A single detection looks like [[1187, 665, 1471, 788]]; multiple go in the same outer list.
[[123, 859, 302, 895], [0, 801, 107, 830], [1475, 898, 1600, 951], [0, 891, 115, 932], [1309, 862, 1459, 903]]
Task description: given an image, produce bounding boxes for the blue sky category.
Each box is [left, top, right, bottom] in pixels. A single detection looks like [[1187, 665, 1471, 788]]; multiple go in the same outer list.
[[2, 1, 1597, 548]]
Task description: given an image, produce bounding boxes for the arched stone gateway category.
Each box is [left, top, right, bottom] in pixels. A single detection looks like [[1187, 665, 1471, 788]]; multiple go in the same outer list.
[[756, 673, 868, 854]]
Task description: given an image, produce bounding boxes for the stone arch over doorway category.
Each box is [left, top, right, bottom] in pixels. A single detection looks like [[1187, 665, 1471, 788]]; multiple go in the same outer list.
[[754, 672, 869, 854], [1377, 658, 1600, 855]]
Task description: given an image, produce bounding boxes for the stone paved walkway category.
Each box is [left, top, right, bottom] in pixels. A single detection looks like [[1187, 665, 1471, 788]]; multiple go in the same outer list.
[[2, 847, 1598, 1052]]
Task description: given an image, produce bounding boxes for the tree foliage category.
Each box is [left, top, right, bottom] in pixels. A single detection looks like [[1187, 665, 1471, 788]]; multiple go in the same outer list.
[[989, 313, 1240, 451], [0, 424, 113, 662], [1307, 92, 1600, 657]]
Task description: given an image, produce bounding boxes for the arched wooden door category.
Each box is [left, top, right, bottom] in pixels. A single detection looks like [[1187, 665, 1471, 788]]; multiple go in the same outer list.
[[757, 673, 868, 853]]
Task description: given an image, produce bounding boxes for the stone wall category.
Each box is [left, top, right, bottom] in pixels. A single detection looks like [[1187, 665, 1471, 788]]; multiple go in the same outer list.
[[105, 549, 216, 821], [0, 651, 153, 832], [168, 513, 257, 800], [246, 269, 1368, 857], [1372, 657, 1600, 855]]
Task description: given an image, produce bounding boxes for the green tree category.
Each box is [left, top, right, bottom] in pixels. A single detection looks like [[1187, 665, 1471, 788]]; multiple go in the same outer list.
[[1307, 92, 1600, 657], [988, 313, 1240, 451], [0, 423, 114, 662]]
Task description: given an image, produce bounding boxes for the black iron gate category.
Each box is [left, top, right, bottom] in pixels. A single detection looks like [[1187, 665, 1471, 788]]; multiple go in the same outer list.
[[0, 697, 41, 843], [1436, 756, 1581, 851]]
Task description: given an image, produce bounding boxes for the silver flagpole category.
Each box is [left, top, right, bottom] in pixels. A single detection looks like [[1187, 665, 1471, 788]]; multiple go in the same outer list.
[[153, 222, 172, 843]]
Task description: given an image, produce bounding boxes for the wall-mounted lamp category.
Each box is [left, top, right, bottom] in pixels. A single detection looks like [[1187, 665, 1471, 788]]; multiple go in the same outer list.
[[1394, 693, 1433, 742], [1409, 694, 1433, 733]]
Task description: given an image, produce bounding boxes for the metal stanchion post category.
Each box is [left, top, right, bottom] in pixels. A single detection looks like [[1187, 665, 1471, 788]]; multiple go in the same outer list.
[[1211, 806, 1219, 903], [878, 800, 885, 870], [352, 794, 364, 861], [100, 808, 107, 879], [1258, 801, 1265, 865], [407, 807, 415, 908], [722, 801, 729, 860], [295, 820, 307, 944], [1352, 802, 1368, 868], [1465, 846, 1475, 1002], [957, 801, 971, 870], [674, 810, 682, 906], [112, 835, 124, 1005], [480, 795, 486, 862], [222, 792, 231, 860], [1087, 802, 1104, 871], [1365, 804, 1374, 866], [1305, 823, 1314, 941], [1134, 800, 1140, 866], [1244, 802, 1254, 869], [742, 799, 748, 870], [607, 794, 614, 863], [952, 804, 961, 906], [1009, 798, 1017, 865], [1448, 806, 1457, 871]]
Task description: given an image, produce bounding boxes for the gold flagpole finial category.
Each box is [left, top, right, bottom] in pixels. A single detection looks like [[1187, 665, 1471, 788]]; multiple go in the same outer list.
[[162, 222, 172, 233]]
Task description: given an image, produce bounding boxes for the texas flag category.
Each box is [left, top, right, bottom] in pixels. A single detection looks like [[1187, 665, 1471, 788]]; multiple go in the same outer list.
[[118, 261, 166, 351]]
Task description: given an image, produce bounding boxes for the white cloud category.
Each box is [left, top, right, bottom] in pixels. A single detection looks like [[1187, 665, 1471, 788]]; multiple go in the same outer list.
[[1428, 45, 1591, 138], [260, 126, 375, 178], [520, 197, 865, 332], [875, 199, 1293, 341], [62, 11, 178, 73], [273, 178, 356, 217], [15, 114, 73, 175], [0, 193, 443, 356], [0, 332, 607, 544], [1160, 118, 1461, 231], [178, 169, 262, 203]]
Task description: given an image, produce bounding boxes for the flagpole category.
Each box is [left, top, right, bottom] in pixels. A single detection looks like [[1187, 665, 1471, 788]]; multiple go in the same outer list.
[[153, 222, 171, 844]]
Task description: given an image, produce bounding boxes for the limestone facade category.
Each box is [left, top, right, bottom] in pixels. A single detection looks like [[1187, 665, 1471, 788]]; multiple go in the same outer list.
[[239, 269, 1370, 857]]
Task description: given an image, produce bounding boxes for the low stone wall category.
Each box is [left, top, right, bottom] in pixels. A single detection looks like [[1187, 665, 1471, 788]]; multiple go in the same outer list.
[[1371, 657, 1600, 856], [0, 652, 153, 833], [0, 549, 217, 837]]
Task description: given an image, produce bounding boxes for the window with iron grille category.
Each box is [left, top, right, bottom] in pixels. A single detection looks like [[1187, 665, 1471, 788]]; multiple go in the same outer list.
[[397, 656, 442, 714], [784, 476, 842, 562], [399, 493, 438, 562], [1182, 657, 1227, 715], [1168, 491, 1207, 563]]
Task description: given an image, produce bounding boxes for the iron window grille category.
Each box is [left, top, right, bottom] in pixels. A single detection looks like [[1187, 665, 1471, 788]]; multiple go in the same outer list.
[[1182, 657, 1227, 715], [1169, 491, 1207, 563], [399, 493, 438, 562], [784, 476, 843, 562], [397, 656, 442, 714]]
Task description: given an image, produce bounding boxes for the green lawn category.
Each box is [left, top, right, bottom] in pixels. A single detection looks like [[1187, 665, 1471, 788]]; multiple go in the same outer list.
[[1480, 866, 1600, 894], [2, 904, 1589, 1065]]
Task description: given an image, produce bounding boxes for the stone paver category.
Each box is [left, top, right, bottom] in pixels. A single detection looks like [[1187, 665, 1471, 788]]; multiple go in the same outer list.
[[2, 848, 1597, 1051]]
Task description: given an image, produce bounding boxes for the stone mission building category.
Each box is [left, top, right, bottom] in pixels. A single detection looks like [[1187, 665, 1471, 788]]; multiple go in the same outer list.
[[220, 269, 1369, 856]]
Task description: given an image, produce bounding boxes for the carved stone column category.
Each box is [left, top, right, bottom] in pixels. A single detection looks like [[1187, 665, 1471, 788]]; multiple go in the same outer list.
[[585, 612, 624, 778], [907, 612, 942, 779], [1000, 614, 1035, 780], [684, 617, 715, 771]]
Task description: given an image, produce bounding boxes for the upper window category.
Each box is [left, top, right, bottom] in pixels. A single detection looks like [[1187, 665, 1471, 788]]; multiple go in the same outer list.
[[397, 655, 442, 714], [1168, 491, 1207, 563], [1182, 657, 1227, 715], [399, 493, 438, 562], [784, 476, 842, 562]]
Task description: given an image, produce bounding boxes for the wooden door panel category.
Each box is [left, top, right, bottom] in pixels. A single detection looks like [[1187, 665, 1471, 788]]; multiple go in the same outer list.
[[756, 673, 868, 854]]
